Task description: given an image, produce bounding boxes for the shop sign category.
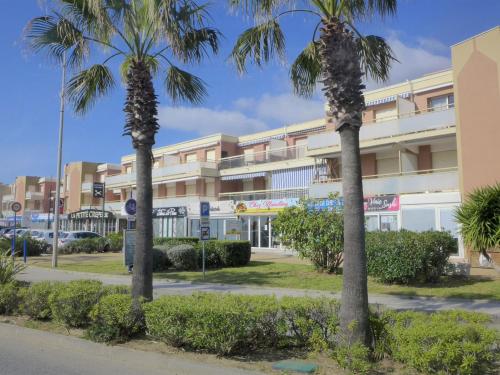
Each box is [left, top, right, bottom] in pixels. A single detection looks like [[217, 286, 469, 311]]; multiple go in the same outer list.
[[364, 195, 399, 212], [152, 206, 187, 218], [234, 198, 299, 214], [69, 209, 114, 220], [308, 198, 344, 212], [187, 201, 235, 216]]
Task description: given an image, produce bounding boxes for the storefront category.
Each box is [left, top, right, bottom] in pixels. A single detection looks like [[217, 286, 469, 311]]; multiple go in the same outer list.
[[152, 206, 188, 238], [187, 201, 239, 240], [67, 209, 115, 234]]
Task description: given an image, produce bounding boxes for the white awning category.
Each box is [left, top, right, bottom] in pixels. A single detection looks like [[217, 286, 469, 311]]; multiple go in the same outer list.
[[221, 172, 267, 181], [365, 92, 411, 107]]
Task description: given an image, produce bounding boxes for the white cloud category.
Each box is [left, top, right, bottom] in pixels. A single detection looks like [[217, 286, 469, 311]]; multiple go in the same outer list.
[[253, 93, 325, 124], [366, 34, 451, 89], [158, 106, 268, 136]]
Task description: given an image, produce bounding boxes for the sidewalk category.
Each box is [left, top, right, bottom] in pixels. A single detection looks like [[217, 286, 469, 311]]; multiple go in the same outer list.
[[17, 266, 500, 318]]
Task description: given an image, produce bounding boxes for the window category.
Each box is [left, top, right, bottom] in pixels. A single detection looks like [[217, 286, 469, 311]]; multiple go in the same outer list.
[[186, 153, 197, 163], [428, 94, 454, 111], [374, 107, 397, 122], [402, 208, 436, 232], [206, 149, 216, 161], [221, 151, 228, 158]]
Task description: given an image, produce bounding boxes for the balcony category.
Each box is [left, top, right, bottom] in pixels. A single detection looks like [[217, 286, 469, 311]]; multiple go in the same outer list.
[[154, 195, 216, 208], [219, 145, 306, 170], [219, 187, 308, 201], [307, 106, 455, 153], [25, 191, 44, 200], [105, 161, 218, 188], [309, 167, 459, 198], [2, 194, 14, 202]]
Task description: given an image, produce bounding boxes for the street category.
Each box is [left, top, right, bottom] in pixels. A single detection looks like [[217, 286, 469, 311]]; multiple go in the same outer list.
[[0, 323, 264, 375]]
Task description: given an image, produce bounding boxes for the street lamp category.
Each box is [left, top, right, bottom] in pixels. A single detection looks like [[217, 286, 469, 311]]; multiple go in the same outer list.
[[51, 51, 66, 268]]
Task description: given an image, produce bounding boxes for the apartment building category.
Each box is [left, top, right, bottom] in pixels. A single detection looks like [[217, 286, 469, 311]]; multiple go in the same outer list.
[[0, 176, 58, 228]]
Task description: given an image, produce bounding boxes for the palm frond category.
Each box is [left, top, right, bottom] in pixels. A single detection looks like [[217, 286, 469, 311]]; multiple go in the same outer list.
[[340, 0, 397, 20], [165, 65, 207, 104], [228, 0, 296, 18], [356, 35, 396, 82], [174, 27, 220, 63], [230, 19, 285, 73], [67, 64, 115, 114], [290, 41, 322, 97]]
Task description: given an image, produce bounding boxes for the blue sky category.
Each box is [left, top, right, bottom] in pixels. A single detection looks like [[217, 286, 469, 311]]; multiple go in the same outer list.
[[1, 0, 499, 183]]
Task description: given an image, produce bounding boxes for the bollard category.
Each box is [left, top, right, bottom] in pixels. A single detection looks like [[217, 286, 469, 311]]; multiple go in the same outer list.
[[23, 239, 27, 264]]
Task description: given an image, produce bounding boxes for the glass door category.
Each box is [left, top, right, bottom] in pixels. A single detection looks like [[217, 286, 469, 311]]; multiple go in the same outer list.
[[259, 216, 270, 248]]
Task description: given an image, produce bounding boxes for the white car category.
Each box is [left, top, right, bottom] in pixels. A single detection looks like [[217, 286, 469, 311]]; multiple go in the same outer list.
[[31, 230, 66, 249], [58, 231, 103, 248], [4, 228, 29, 239]]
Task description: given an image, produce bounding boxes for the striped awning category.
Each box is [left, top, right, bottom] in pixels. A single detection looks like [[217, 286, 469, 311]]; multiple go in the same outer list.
[[238, 134, 285, 147], [287, 125, 326, 136], [365, 92, 411, 107], [221, 172, 267, 181], [271, 166, 316, 189]]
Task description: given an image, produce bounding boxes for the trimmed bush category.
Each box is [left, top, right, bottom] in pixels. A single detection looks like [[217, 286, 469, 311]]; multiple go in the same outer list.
[[153, 237, 199, 246], [88, 294, 144, 343], [152, 246, 172, 272], [0, 282, 21, 315], [0, 237, 47, 257], [366, 230, 457, 284], [105, 233, 123, 252], [60, 238, 109, 254], [167, 244, 198, 271], [195, 241, 251, 269], [382, 310, 499, 375], [195, 241, 223, 269], [144, 293, 341, 356], [21, 281, 62, 320], [48, 280, 107, 327]]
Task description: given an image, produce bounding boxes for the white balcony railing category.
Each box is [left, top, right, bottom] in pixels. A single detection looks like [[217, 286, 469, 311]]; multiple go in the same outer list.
[[219, 187, 308, 201], [25, 191, 44, 200], [2, 194, 14, 202], [309, 167, 459, 198], [219, 145, 307, 170], [308, 106, 455, 151], [105, 161, 218, 187]]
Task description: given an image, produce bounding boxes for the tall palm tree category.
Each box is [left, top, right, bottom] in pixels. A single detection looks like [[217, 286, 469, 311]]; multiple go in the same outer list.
[[26, 0, 220, 300], [230, 0, 396, 345]]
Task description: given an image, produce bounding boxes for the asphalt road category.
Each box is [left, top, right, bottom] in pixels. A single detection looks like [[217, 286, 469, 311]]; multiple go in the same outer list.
[[0, 323, 264, 375]]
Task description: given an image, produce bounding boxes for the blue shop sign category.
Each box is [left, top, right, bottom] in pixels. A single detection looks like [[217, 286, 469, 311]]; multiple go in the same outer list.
[[308, 198, 344, 212]]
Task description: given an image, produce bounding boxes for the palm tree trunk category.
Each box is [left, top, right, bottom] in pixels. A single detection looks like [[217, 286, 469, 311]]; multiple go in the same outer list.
[[339, 126, 369, 345], [132, 144, 153, 300], [320, 19, 369, 345], [124, 60, 159, 301]]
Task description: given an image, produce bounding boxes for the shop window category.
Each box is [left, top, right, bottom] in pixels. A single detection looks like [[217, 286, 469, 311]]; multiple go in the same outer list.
[[380, 215, 398, 231], [439, 208, 459, 255], [365, 215, 379, 231], [401, 208, 436, 232]]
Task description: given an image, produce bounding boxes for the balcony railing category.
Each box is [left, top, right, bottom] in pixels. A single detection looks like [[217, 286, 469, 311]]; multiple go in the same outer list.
[[308, 106, 455, 151], [25, 191, 44, 200], [219, 187, 308, 201], [309, 167, 459, 197], [219, 145, 307, 170], [2, 194, 14, 202]]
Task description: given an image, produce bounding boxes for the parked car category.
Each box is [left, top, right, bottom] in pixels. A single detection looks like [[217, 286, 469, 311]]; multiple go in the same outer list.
[[4, 228, 29, 239], [30, 230, 66, 251], [58, 231, 109, 251], [0, 228, 16, 238]]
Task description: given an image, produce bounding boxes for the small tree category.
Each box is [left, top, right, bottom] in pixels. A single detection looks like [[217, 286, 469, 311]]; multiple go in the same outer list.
[[273, 199, 343, 273], [455, 183, 500, 261]]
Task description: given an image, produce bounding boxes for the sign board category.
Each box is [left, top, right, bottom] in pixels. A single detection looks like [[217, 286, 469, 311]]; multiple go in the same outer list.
[[92, 182, 105, 198], [234, 198, 299, 214], [124, 199, 137, 216], [200, 201, 210, 226], [363, 195, 400, 212], [200, 226, 210, 241], [11, 202, 22, 213], [123, 229, 136, 266], [68, 209, 114, 220], [152, 206, 187, 218]]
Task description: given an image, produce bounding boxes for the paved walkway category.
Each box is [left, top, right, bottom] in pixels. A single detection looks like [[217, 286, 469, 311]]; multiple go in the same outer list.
[[0, 323, 263, 375], [17, 266, 500, 318]]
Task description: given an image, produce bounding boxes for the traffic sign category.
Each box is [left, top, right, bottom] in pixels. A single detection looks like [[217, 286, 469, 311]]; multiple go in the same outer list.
[[93, 182, 105, 198], [124, 199, 137, 216], [200, 226, 210, 241], [11, 202, 22, 213], [200, 201, 210, 226]]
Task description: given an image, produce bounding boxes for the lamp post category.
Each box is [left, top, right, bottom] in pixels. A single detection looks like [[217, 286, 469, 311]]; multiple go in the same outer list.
[[51, 51, 66, 268], [47, 193, 54, 230]]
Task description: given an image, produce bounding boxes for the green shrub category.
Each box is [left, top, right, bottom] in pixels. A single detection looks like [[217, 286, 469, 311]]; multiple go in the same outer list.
[[0, 282, 21, 314], [60, 238, 109, 254], [49, 280, 107, 327], [213, 240, 251, 267], [0, 249, 26, 284], [167, 244, 197, 271], [105, 233, 123, 252], [152, 246, 172, 272], [279, 296, 340, 349], [366, 230, 457, 284], [0, 237, 47, 257], [195, 241, 223, 269], [153, 237, 199, 246], [383, 310, 499, 374], [21, 281, 62, 320], [333, 343, 372, 375], [87, 294, 144, 343]]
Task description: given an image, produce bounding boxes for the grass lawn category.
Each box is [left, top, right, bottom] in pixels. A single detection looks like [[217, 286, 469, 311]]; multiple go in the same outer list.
[[28, 253, 500, 300]]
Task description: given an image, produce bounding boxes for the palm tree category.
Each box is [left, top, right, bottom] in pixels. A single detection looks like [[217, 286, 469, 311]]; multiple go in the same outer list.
[[26, 0, 220, 300], [229, 0, 396, 345]]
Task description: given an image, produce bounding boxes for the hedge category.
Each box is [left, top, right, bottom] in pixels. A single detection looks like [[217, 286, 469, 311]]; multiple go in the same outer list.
[[105, 233, 123, 252], [366, 230, 457, 284], [21, 281, 62, 320], [0, 282, 21, 315], [153, 237, 199, 246], [167, 244, 198, 271], [0, 236, 47, 257], [60, 238, 109, 254]]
